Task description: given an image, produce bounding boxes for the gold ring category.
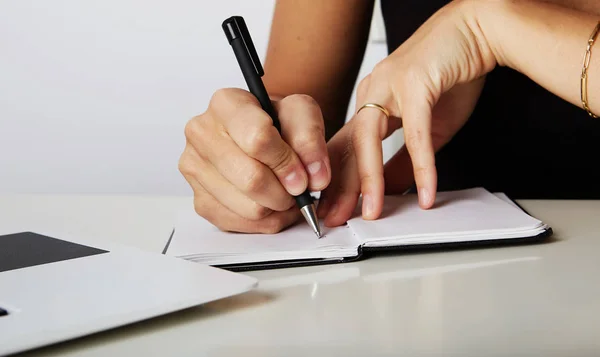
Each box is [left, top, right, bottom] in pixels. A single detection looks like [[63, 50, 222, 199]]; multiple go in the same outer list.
[[357, 103, 390, 119]]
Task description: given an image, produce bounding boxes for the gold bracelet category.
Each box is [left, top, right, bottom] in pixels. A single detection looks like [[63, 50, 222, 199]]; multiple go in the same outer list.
[[581, 21, 600, 118]]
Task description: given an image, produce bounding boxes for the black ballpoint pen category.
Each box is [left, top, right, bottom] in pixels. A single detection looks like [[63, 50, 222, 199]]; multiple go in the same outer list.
[[222, 16, 322, 238]]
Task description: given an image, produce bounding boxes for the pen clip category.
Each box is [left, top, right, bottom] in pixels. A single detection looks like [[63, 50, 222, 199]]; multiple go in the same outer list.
[[222, 16, 264, 77]]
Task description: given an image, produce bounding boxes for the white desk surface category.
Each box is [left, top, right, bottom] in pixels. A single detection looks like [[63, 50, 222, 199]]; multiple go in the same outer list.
[[2, 193, 600, 356]]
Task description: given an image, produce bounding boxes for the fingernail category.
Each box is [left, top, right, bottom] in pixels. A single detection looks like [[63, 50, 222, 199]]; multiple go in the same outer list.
[[307, 161, 321, 175], [284, 170, 306, 195], [363, 194, 373, 218], [306, 161, 327, 189], [419, 188, 431, 207]]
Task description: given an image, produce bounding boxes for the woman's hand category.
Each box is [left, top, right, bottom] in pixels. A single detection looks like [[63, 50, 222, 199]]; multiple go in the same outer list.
[[318, 0, 495, 226], [179, 89, 331, 233], [382, 78, 486, 195]]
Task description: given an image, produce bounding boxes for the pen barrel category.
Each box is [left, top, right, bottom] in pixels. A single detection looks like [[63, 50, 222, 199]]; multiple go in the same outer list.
[[295, 189, 313, 208], [230, 38, 282, 133]]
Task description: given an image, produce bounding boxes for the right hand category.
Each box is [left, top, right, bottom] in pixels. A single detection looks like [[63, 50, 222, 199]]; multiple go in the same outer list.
[[179, 88, 331, 233]]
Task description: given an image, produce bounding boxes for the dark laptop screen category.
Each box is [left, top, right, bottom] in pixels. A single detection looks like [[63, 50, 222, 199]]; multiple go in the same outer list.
[[0, 232, 107, 273]]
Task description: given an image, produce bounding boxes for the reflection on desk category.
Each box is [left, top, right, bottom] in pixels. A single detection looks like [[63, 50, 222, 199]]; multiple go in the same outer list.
[[4, 194, 600, 356]]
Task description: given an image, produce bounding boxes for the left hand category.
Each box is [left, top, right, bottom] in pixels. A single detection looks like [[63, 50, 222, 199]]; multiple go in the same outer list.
[[318, 0, 496, 226]]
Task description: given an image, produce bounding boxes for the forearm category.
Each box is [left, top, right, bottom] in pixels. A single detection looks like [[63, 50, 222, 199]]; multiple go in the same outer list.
[[474, 0, 600, 113], [262, 0, 374, 139]]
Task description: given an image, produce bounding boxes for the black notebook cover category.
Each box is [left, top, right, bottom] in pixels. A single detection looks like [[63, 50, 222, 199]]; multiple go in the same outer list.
[[214, 226, 553, 272]]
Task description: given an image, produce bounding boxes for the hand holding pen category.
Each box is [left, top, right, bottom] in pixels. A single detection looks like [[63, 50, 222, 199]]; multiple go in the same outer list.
[[178, 17, 330, 236]]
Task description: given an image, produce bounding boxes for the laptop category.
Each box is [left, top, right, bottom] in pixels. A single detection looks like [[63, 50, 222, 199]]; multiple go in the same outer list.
[[0, 230, 257, 356]]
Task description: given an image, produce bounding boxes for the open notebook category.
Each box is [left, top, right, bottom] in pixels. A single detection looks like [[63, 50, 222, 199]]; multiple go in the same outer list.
[[164, 188, 552, 270]]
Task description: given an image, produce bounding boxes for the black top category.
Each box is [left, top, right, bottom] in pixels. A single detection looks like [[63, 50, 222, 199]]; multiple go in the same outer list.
[[380, 0, 600, 199]]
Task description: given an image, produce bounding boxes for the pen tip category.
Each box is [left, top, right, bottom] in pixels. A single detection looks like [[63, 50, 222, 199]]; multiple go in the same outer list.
[[300, 204, 322, 239]]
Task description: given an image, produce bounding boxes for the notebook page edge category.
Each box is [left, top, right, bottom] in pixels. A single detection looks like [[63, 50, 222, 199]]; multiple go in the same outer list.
[[347, 187, 545, 246]]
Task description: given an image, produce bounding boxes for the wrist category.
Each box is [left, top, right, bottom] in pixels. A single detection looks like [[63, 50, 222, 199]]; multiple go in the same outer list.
[[468, 0, 523, 70], [441, 0, 500, 78], [459, 0, 512, 69]]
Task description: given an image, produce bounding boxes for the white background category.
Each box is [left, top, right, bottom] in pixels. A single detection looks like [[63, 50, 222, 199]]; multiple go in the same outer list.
[[0, 0, 398, 195]]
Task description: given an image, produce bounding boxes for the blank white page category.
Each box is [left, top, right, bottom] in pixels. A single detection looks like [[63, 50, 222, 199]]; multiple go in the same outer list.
[[165, 210, 359, 265], [347, 188, 544, 244]]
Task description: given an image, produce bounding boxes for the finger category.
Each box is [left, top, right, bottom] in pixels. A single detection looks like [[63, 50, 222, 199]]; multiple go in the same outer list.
[[350, 109, 387, 220], [356, 75, 403, 139], [350, 75, 395, 220], [315, 142, 342, 219], [223, 104, 308, 196], [319, 129, 361, 227], [323, 153, 360, 227], [184, 170, 300, 234], [383, 145, 415, 195], [402, 88, 437, 209], [180, 144, 293, 220], [319, 72, 395, 223], [275, 94, 331, 191], [316, 126, 347, 220], [316, 189, 333, 219], [206, 88, 307, 196], [185, 117, 294, 212], [315, 146, 340, 219]]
